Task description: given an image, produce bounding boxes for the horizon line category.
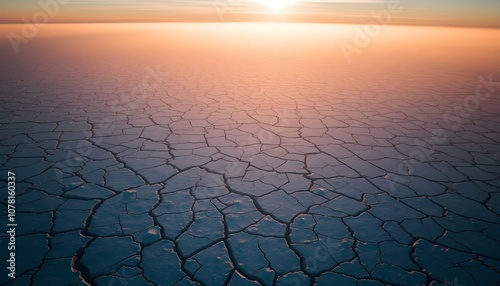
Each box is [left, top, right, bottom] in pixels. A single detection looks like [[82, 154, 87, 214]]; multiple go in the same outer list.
[[1, 20, 499, 29]]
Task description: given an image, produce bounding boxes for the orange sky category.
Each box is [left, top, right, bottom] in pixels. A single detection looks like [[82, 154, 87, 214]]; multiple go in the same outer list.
[[0, 0, 499, 27]]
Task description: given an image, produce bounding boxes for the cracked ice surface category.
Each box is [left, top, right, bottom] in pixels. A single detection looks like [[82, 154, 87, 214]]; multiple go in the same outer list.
[[1, 23, 500, 285]]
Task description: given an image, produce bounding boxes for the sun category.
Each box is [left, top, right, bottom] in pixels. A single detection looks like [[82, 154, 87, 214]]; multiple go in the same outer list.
[[253, 0, 295, 10]]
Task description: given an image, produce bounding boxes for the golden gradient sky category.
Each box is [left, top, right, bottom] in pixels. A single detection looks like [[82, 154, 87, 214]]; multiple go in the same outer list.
[[0, 0, 499, 27]]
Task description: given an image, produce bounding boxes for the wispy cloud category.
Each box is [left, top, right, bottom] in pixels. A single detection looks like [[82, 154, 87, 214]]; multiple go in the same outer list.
[[1, 0, 499, 26]]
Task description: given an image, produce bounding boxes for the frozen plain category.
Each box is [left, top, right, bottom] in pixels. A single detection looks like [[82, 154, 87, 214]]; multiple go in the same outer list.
[[0, 23, 500, 285]]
